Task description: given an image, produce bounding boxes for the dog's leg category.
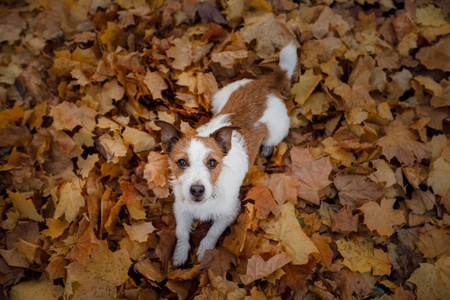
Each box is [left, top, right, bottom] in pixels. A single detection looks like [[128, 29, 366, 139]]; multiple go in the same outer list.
[[173, 213, 193, 267], [197, 217, 233, 261]]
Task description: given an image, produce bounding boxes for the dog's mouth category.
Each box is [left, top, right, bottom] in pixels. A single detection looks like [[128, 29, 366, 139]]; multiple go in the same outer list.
[[190, 196, 205, 204]]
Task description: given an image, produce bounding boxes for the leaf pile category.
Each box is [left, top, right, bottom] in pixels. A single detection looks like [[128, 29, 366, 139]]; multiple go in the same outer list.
[[1, 0, 450, 299]]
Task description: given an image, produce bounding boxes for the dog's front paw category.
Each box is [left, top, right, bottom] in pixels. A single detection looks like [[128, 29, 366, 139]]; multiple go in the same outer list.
[[197, 239, 215, 262], [172, 243, 189, 267]]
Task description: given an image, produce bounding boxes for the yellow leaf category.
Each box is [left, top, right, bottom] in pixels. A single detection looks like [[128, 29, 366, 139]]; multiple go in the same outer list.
[[291, 69, 322, 106], [9, 276, 64, 300], [8, 190, 44, 222], [260, 202, 319, 265], [124, 221, 156, 243], [53, 180, 85, 223], [427, 156, 450, 197], [336, 238, 391, 276], [408, 256, 450, 300], [42, 218, 70, 239], [77, 154, 99, 179], [122, 127, 155, 153]]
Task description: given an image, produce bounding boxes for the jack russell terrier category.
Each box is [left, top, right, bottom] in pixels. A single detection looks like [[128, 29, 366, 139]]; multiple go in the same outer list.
[[156, 42, 297, 267]]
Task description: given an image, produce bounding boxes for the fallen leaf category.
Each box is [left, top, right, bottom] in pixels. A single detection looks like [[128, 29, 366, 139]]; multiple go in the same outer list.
[[8, 276, 64, 300], [262, 173, 299, 206], [134, 260, 166, 283], [53, 180, 85, 223], [240, 252, 291, 285], [124, 221, 155, 243], [332, 205, 358, 234], [122, 127, 156, 153], [245, 183, 280, 219], [260, 202, 319, 265], [65, 240, 132, 299], [288, 147, 332, 205], [199, 248, 236, 276], [334, 175, 384, 210], [8, 190, 44, 222], [336, 238, 391, 276], [240, 13, 296, 58], [408, 256, 450, 300], [144, 71, 168, 100], [359, 198, 406, 237]]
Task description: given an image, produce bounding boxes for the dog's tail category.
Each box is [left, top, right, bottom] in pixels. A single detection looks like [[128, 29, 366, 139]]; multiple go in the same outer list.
[[268, 41, 297, 91]]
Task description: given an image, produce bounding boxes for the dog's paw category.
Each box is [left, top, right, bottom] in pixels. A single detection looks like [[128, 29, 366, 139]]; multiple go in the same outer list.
[[197, 239, 215, 262], [172, 244, 189, 267], [261, 145, 274, 158]]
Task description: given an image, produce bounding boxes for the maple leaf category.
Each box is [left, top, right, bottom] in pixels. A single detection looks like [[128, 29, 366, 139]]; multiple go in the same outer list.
[[240, 13, 296, 59], [71, 215, 98, 265], [331, 205, 358, 234], [143, 151, 169, 187], [245, 183, 280, 219], [290, 69, 322, 106], [260, 202, 319, 265], [408, 256, 450, 300], [415, 34, 450, 72], [134, 260, 166, 283], [240, 252, 291, 285], [359, 198, 406, 237], [65, 241, 132, 299], [199, 248, 236, 276], [310, 233, 333, 268], [123, 221, 155, 243], [376, 119, 430, 166], [334, 175, 384, 210], [144, 71, 168, 100], [7, 190, 44, 222], [53, 180, 85, 223], [122, 126, 156, 153], [427, 156, 450, 197], [288, 147, 332, 205], [262, 173, 299, 206], [415, 223, 450, 259], [335, 238, 391, 276], [50, 102, 97, 131], [8, 277, 64, 300]]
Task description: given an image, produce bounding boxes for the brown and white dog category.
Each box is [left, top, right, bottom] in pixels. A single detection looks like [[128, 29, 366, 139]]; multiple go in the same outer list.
[[156, 42, 297, 267]]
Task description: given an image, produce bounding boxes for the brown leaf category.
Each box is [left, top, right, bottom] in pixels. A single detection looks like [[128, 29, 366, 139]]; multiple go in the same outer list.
[[199, 248, 236, 276], [415, 223, 450, 259], [196, 1, 228, 25], [359, 198, 406, 237], [240, 252, 291, 285], [134, 260, 166, 283], [245, 183, 280, 219], [334, 175, 384, 210], [310, 233, 333, 268], [240, 13, 296, 58], [71, 215, 98, 265], [262, 173, 299, 205], [416, 36, 450, 72], [332, 205, 358, 234], [376, 119, 431, 166], [289, 147, 332, 205]]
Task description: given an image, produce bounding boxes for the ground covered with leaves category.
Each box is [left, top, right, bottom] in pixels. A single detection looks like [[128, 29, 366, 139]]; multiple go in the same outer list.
[[0, 0, 449, 299]]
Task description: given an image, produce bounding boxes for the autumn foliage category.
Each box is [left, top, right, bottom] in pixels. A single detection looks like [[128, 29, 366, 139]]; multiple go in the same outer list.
[[1, 0, 450, 299]]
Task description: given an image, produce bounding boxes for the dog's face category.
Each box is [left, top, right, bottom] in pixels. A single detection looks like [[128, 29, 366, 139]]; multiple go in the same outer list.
[[155, 121, 237, 204]]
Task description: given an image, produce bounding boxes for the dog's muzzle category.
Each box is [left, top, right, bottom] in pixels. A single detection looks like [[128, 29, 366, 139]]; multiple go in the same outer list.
[[190, 184, 205, 202]]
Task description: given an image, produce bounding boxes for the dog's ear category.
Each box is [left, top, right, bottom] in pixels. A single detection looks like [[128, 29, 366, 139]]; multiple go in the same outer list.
[[154, 121, 185, 154], [211, 126, 241, 155]]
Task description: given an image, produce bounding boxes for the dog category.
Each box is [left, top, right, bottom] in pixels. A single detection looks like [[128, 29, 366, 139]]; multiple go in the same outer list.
[[156, 42, 297, 267]]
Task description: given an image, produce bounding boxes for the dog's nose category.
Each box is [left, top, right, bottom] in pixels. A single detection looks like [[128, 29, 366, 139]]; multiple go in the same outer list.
[[190, 185, 205, 199]]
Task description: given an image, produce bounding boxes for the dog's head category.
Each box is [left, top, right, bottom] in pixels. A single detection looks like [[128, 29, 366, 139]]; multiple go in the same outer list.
[[155, 121, 238, 204]]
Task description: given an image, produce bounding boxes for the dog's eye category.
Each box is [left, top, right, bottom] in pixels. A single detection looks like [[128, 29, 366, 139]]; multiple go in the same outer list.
[[207, 159, 217, 169], [177, 159, 188, 168]]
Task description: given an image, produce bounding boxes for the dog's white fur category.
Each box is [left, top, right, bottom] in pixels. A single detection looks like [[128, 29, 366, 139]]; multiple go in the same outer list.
[[168, 42, 297, 266]]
